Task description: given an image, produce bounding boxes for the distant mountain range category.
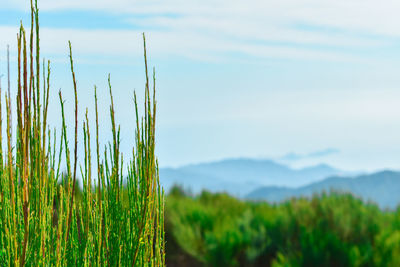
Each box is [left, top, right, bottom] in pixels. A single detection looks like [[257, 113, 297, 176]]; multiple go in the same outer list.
[[159, 158, 350, 196], [246, 170, 400, 209], [160, 158, 400, 209]]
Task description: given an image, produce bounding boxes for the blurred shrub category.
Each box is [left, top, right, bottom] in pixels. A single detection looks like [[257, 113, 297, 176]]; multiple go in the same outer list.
[[166, 187, 398, 267]]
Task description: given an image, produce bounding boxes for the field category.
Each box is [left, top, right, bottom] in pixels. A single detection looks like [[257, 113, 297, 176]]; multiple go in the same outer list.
[[2, 1, 400, 267]]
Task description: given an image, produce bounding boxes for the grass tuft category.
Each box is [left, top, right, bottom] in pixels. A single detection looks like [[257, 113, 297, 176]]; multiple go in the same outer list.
[[0, 1, 165, 266]]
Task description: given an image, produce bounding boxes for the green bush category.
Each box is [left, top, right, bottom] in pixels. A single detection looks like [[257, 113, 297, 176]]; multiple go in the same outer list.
[[166, 187, 397, 267]]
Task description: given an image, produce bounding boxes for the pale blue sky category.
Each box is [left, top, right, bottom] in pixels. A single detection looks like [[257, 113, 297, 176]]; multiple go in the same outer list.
[[2, 0, 400, 171]]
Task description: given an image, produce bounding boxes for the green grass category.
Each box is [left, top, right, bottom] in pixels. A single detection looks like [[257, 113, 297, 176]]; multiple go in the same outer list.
[[0, 1, 165, 266]]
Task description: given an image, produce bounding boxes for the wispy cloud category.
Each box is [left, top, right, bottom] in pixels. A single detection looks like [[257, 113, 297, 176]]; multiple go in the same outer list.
[[0, 26, 369, 64], [6, 0, 400, 36], [281, 148, 340, 161], [2, 0, 399, 63]]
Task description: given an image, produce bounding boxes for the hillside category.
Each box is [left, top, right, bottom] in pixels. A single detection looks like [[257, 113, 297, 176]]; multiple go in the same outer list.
[[246, 170, 400, 209]]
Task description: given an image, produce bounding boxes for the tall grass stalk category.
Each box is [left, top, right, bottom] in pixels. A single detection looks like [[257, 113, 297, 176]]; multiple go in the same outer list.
[[0, 1, 165, 266]]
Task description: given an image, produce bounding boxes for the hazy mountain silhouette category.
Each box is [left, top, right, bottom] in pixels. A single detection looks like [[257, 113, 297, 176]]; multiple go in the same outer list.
[[159, 158, 347, 196], [246, 170, 400, 209]]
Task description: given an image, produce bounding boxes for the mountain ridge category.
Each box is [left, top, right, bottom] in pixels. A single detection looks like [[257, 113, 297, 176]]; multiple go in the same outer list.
[[159, 158, 348, 196], [246, 170, 400, 209]]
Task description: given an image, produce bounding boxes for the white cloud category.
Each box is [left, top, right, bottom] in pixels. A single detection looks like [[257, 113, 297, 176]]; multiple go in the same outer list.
[[0, 25, 365, 64], [1, 0, 399, 62], [5, 0, 400, 36]]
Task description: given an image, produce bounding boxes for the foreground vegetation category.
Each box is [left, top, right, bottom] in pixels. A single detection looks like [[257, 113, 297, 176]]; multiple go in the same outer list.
[[166, 187, 400, 267], [0, 1, 164, 266]]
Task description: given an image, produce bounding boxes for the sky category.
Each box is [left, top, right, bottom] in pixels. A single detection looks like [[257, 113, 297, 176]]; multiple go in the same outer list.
[[1, 0, 400, 171]]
